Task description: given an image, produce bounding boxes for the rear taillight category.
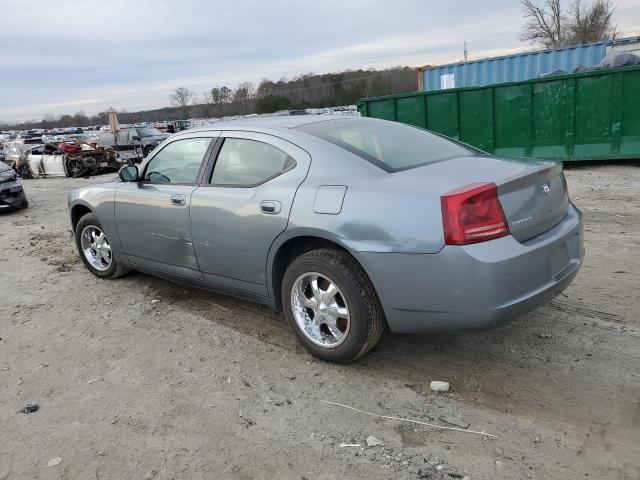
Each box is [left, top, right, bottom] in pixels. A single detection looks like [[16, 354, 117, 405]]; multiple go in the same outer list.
[[441, 182, 510, 245]]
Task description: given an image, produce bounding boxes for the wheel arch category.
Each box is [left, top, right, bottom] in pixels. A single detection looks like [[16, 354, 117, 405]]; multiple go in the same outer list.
[[70, 202, 93, 232], [267, 230, 378, 311]]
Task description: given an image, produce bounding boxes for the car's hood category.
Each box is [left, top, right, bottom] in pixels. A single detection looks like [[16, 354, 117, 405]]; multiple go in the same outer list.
[[0, 161, 11, 172]]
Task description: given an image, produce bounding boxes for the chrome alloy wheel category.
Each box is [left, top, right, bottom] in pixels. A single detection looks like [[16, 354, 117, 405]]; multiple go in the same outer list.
[[291, 272, 350, 348], [80, 226, 112, 271]]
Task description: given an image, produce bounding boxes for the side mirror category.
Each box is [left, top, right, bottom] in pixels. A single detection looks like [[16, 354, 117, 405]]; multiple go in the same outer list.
[[131, 135, 140, 141], [118, 165, 139, 182]]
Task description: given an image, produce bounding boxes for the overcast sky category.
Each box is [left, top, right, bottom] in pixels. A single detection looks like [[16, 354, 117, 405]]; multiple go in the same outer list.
[[1, 0, 639, 123]]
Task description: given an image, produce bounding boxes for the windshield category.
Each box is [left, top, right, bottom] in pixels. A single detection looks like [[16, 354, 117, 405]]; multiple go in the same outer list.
[[297, 117, 478, 172], [137, 128, 163, 138]]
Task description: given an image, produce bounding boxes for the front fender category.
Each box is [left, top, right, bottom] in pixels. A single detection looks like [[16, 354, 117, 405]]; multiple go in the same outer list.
[[68, 183, 124, 254]]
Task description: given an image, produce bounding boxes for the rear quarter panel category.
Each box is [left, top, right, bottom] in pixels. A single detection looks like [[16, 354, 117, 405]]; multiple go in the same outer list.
[[281, 139, 447, 254]]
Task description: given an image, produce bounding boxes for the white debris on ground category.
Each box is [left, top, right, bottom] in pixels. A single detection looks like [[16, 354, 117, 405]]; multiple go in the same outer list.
[[431, 380, 449, 392], [366, 435, 384, 447], [430, 381, 450, 392], [46, 457, 62, 467]]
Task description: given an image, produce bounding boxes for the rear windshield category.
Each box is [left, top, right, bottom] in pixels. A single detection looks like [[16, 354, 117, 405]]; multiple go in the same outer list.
[[297, 117, 477, 172]]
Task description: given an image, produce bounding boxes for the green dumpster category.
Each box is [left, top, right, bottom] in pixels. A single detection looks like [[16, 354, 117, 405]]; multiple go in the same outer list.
[[358, 65, 640, 162]]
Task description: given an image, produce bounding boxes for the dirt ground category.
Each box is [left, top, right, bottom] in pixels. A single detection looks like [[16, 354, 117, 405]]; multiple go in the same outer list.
[[1, 161, 639, 480]]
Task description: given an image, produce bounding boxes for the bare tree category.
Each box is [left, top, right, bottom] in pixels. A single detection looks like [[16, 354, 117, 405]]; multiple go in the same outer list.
[[170, 87, 194, 119], [521, 0, 617, 48], [232, 82, 255, 114], [567, 0, 617, 44], [521, 0, 565, 48]]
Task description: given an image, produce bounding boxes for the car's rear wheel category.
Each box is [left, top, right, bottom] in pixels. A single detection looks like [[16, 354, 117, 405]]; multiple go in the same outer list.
[[281, 248, 385, 363], [143, 146, 154, 157], [74, 213, 128, 278]]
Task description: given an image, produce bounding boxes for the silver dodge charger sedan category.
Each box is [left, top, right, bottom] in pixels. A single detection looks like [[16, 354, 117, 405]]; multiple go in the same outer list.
[[68, 116, 584, 363]]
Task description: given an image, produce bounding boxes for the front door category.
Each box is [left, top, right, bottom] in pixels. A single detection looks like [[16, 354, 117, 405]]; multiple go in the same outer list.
[[115, 134, 216, 279], [190, 132, 311, 295]]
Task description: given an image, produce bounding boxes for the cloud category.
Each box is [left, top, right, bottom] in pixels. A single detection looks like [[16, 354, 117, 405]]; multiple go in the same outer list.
[[1, 0, 638, 122]]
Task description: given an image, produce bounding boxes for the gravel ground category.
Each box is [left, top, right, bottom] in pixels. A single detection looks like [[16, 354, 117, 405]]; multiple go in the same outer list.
[[1, 161, 639, 480]]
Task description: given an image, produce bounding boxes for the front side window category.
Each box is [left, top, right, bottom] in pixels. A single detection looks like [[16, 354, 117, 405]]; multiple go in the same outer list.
[[297, 117, 477, 172], [144, 137, 211, 184], [210, 138, 295, 186]]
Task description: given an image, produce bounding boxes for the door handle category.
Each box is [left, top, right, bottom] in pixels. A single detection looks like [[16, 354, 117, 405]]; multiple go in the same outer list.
[[259, 200, 281, 214], [170, 194, 186, 206]]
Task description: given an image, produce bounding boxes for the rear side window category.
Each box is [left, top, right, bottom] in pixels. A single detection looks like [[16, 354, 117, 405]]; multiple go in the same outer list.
[[97, 133, 115, 147], [297, 117, 477, 172], [210, 138, 295, 186]]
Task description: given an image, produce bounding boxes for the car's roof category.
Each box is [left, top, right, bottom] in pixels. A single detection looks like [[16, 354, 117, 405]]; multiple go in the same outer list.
[[185, 114, 358, 134]]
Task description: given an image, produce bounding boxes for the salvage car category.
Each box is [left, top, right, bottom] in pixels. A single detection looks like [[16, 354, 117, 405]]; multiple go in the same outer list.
[[68, 116, 584, 363], [98, 127, 167, 157], [0, 160, 27, 211], [20, 142, 129, 178], [3, 143, 33, 178]]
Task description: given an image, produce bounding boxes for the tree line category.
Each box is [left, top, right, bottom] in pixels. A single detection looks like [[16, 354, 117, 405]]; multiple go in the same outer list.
[[0, 66, 417, 130]]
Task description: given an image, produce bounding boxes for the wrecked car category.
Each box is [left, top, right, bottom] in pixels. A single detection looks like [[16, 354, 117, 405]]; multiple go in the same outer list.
[[18, 142, 134, 178], [57, 142, 129, 177], [3, 143, 33, 178]]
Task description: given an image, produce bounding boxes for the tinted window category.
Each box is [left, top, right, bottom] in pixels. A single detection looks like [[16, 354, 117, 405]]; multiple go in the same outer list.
[[98, 131, 131, 146], [98, 133, 116, 146], [144, 137, 211, 184], [297, 117, 477, 172], [137, 128, 163, 138], [210, 138, 295, 186]]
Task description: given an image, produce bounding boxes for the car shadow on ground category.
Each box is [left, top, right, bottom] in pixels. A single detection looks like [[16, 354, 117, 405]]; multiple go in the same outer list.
[[120, 269, 556, 411]]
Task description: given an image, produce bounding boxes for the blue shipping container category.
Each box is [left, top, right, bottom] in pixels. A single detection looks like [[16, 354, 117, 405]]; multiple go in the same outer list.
[[422, 37, 639, 91]]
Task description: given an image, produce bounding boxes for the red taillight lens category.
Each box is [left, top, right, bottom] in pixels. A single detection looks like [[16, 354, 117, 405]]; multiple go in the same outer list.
[[441, 182, 510, 245]]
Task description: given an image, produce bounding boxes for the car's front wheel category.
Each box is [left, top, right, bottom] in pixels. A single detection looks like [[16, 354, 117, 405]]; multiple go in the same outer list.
[[281, 248, 385, 363], [74, 213, 128, 278]]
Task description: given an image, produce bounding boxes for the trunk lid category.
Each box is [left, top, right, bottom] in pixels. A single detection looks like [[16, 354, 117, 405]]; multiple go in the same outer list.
[[388, 155, 569, 243], [497, 163, 568, 242]]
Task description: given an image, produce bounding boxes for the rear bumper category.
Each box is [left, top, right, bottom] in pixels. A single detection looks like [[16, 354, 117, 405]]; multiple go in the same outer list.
[[354, 203, 584, 333], [0, 180, 27, 211]]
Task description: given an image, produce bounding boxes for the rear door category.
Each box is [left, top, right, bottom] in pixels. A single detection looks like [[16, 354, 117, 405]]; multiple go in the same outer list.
[[190, 131, 311, 295], [27, 147, 43, 175], [41, 145, 67, 176], [115, 134, 218, 279]]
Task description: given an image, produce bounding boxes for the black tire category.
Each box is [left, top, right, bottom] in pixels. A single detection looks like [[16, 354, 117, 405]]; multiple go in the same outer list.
[[74, 213, 128, 279], [17, 164, 33, 179], [143, 146, 154, 157], [68, 160, 88, 178], [281, 248, 385, 363]]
